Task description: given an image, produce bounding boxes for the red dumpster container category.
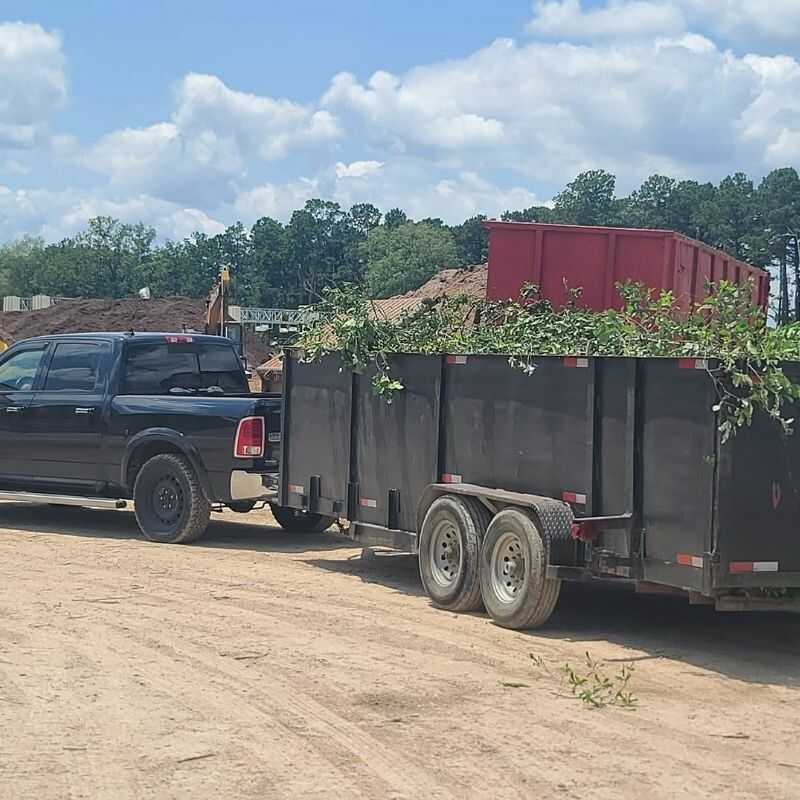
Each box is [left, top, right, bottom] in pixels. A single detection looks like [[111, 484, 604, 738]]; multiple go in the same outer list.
[[484, 221, 769, 311]]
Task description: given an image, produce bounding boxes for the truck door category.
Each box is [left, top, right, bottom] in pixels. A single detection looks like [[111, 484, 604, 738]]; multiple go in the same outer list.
[[27, 340, 111, 487], [0, 344, 50, 479]]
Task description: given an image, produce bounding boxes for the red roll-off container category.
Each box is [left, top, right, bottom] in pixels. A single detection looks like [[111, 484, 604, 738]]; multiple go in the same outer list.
[[484, 221, 769, 311]]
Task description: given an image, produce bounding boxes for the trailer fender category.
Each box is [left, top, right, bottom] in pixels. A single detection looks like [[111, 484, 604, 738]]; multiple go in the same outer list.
[[417, 483, 574, 544]]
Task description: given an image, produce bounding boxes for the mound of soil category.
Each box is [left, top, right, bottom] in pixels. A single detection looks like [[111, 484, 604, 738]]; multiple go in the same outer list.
[[0, 297, 206, 344]]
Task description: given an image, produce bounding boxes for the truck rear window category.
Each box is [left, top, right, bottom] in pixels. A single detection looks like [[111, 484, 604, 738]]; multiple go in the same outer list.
[[122, 342, 248, 395]]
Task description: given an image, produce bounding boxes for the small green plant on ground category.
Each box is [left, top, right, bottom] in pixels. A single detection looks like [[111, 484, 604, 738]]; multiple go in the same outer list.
[[561, 652, 638, 710]]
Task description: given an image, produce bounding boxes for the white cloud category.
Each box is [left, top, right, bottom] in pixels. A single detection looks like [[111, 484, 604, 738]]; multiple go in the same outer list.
[[0, 185, 225, 242], [0, 22, 67, 148], [86, 73, 341, 204], [233, 178, 320, 220], [527, 1, 800, 51], [527, 0, 685, 40], [335, 160, 384, 179], [327, 159, 541, 223], [322, 34, 795, 192]]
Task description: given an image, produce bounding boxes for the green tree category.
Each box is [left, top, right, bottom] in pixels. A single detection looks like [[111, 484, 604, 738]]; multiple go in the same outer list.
[[501, 205, 554, 223], [384, 208, 409, 228], [553, 170, 617, 225], [364, 222, 458, 298], [450, 215, 489, 265]]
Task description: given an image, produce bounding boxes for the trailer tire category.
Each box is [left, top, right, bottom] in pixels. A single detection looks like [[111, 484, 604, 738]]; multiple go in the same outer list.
[[271, 505, 334, 533], [133, 454, 211, 544], [418, 495, 491, 612], [480, 508, 561, 630]]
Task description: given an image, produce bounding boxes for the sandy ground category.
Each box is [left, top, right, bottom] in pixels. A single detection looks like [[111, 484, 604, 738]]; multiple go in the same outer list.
[[0, 504, 798, 800]]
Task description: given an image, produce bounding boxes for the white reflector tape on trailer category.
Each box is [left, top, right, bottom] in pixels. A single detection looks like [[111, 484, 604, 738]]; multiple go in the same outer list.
[[447, 356, 468, 365], [562, 491, 587, 504], [359, 498, 377, 508], [678, 358, 708, 370], [729, 561, 780, 574], [754, 561, 780, 572], [442, 474, 462, 484], [288, 484, 304, 495]]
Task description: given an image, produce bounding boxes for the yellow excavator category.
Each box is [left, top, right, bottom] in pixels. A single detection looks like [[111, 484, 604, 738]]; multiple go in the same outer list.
[[205, 265, 243, 358]]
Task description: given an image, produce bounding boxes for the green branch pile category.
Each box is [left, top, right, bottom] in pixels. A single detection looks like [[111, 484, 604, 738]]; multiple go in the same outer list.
[[298, 281, 800, 441]]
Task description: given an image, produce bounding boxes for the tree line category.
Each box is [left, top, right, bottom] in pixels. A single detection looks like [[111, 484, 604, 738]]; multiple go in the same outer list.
[[1, 167, 798, 320]]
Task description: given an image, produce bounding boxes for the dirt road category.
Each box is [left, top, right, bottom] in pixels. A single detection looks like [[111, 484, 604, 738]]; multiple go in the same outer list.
[[0, 504, 798, 800]]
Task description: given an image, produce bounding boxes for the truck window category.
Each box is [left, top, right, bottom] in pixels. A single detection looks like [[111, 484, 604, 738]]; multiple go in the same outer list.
[[0, 347, 47, 391], [122, 341, 247, 394], [42, 342, 104, 392]]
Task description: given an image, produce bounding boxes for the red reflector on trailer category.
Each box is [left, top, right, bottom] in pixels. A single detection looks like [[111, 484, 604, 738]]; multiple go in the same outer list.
[[234, 417, 264, 458], [730, 561, 779, 574], [165, 335, 194, 344], [563, 357, 589, 368], [447, 356, 468, 365], [359, 498, 377, 508], [288, 484, 304, 495], [442, 474, 462, 484], [562, 491, 587, 505], [678, 358, 708, 370], [677, 553, 704, 568]]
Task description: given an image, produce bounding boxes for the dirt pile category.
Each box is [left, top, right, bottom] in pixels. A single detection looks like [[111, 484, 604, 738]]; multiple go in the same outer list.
[[402, 264, 487, 301], [0, 297, 207, 344], [371, 264, 487, 322]]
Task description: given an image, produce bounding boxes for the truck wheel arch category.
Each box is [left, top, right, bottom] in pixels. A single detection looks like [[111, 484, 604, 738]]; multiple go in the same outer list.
[[122, 429, 213, 502]]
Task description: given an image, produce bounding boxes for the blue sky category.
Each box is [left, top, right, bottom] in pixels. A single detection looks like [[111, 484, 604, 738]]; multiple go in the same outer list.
[[1, 0, 799, 241]]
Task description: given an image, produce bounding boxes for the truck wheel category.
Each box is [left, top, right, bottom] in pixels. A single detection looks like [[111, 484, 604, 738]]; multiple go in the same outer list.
[[133, 454, 211, 544], [480, 508, 561, 630], [418, 495, 491, 612], [271, 505, 334, 533]]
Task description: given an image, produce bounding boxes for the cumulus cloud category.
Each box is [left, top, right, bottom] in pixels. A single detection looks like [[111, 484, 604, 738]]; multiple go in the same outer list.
[[527, 1, 800, 51], [327, 159, 541, 223], [0, 185, 225, 242], [86, 73, 341, 204], [335, 160, 384, 179], [233, 178, 320, 220], [0, 22, 67, 148], [321, 34, 798, 192], [527, 0, 686, 40]]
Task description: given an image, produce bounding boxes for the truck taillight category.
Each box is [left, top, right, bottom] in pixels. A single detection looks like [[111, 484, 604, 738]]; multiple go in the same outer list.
[[234, 417, 264, 458]]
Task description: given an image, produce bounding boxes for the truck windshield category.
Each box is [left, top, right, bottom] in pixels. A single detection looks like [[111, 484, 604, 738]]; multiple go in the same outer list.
[[122, 341, 248, 395]]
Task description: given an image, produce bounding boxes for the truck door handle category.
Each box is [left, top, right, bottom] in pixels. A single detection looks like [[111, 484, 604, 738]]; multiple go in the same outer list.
[[5, 406, 24, 414], [74, 407, 96, 415]]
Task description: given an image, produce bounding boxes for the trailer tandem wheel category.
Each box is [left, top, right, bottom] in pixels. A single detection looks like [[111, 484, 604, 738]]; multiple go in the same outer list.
[[418, 495, 492, 612], [480, 508, 561, 629]]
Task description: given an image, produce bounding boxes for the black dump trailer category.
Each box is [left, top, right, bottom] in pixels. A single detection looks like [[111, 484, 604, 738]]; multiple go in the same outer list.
[[277, 351, 800, 629]]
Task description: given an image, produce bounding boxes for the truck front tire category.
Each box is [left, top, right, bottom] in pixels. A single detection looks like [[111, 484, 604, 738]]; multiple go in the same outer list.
[[480, 508, 561, 629], [271, 505, 334, 533], [133, 454, 211, 544], [418, 495, 491, 612]]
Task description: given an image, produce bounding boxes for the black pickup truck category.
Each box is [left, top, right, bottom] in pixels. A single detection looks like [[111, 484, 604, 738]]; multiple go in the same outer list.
[[0, 331, 319, 543]]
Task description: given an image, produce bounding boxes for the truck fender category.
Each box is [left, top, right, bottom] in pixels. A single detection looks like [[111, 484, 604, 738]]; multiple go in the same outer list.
[[417, 483, 574, 544], [121, 428, 214, 502]]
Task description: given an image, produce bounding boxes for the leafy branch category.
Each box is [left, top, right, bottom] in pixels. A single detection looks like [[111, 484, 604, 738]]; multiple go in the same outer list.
[[298, 280, 800, 440]]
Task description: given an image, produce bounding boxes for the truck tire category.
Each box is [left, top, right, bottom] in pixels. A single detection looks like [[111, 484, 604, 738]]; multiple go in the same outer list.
[[271, 505, 334, 533], [418, 495, 491, 612], [133, 454, 211, 544], [480, 508, 561, 629]]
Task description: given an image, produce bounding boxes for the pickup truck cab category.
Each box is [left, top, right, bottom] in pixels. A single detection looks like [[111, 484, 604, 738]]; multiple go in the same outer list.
[[0, 331, 296, 543]]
